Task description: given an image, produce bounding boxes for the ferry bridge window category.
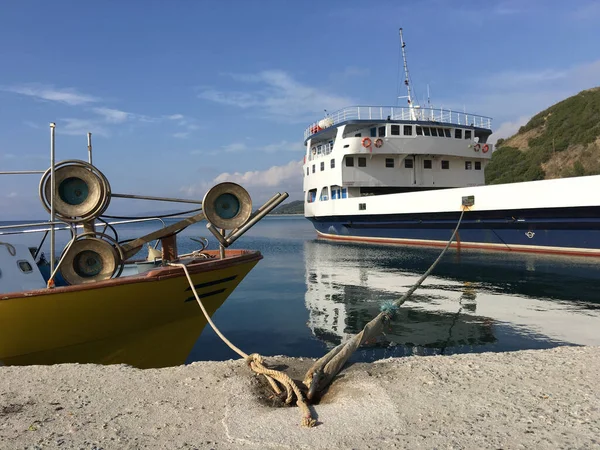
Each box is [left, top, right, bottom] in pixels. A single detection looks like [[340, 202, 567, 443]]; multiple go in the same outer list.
[[385, 158, 394, 168], [430, 128, 438, 137], [330, 159, 335, 169], [465, 130, 472, 139], [320, 162, 324, 171], [424, 159, 432, 169], [312, 164, 315, 173], [444, 129, 451, 138], [307, 189, 317, 203], [416, 126, 423, 136], [475, 161, 482, 170], [370, 127, 377, 137], [404, 125, 412, 136], [404, 158, 414, 168], [341, 188, 348, 198], [306, 167, 309, 176], [320, 187, 329, 201], [358, 157, 367, 167], [455, 129, 462, 139], [358, 203, 366, 211], [355, 133, 362, 137], [378, 126, 386, 137], [423, 127, 431, 136], [441, 160, 450, 169], [345, 156, 354, 167], [437, 128, 444, 137], [465, 161, 472, 170], [391, 125, 400, 135]]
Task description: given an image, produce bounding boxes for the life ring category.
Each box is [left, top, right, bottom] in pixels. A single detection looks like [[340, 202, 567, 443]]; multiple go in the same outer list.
[[482, 144, 489, 153], [374, 138, 384, 148], [361, 137, 372, 148], [474, 143, 481, 152]]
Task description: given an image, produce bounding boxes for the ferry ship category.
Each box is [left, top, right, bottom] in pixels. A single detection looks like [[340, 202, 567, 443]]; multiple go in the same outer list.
[[302, 29, 600, 257]]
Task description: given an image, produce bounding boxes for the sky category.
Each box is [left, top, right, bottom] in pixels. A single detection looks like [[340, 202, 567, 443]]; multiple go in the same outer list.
[[1, 0, 600, 219]]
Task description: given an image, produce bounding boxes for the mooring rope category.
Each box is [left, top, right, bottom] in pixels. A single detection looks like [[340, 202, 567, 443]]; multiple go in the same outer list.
[[303, 207, 467, 398], [170, 262, 316, 428]]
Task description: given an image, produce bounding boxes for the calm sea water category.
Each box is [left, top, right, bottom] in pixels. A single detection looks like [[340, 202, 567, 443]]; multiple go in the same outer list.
[[4, 216, 600, 364]]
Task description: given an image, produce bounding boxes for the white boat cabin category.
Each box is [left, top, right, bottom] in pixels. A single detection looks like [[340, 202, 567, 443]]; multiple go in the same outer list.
[[302, 105, 494, 205], [0, 243, 47, 294]]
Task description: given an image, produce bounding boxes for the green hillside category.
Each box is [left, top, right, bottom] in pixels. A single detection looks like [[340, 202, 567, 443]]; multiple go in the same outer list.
[[271, 200, 304, 214], [486, 87, 600, 184]]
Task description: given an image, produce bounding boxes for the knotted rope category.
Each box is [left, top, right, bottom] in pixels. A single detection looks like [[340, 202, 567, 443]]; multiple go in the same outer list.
[[170, 262, 316, 428], [303, 208, 467, 398]]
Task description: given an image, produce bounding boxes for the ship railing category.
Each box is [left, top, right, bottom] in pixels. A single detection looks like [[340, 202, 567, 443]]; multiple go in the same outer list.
[[304, 106, 493, 140]]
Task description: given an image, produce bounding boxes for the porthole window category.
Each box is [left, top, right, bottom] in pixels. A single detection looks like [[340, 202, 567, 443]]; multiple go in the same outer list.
[[18, 260, 33, 273]]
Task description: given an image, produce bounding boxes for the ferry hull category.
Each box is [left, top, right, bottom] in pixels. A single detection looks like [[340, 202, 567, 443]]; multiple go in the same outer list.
[[309, 211, 600, 257]]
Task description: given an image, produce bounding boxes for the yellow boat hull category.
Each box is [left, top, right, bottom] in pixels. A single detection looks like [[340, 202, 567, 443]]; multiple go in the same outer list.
[[0, 250, 261, 368]]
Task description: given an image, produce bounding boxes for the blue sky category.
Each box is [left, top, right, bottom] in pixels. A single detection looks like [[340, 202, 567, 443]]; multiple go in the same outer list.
[[1, 0, 600, 219]]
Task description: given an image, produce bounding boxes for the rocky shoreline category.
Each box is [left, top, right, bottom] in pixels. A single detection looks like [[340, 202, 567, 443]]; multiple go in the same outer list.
[[1, 346, 598, 449]]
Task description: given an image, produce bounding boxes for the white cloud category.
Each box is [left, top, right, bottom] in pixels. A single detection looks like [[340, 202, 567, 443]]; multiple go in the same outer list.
[[490, 115, 530, 143], [198, 70, 353, 122], [180, 160, 304, 203], [3, 83, 99, 105], [6, 192, 18, 198], [173, 131, 190, 139], [165, 114, 184, 120], [213, 160, 303, 188], [449, 58, 600, 128], [60, 118, 109, 137], [92, 107, 132, 123]]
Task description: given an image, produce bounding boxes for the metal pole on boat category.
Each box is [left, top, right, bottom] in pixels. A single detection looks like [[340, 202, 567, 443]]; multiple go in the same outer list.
[[49, 122, 56, 281], [219, 229, 226, 259], [87, 132, 93, 165]]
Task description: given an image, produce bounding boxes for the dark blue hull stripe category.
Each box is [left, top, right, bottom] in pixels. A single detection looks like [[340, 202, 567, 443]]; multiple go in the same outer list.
[[184, 288, 227, 303], [308, 206, 600, 254], [185, 275, 238, 292]]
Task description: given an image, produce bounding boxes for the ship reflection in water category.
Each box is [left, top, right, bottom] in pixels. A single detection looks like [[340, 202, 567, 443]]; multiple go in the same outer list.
[[304, 240, 600, 361]]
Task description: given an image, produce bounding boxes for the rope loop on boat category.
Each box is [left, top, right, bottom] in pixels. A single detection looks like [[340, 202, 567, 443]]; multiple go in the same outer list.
[[169, 261, 316, 428]]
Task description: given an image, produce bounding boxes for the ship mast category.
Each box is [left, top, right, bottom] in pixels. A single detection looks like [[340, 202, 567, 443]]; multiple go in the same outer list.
[[399, 28, 416, 120]]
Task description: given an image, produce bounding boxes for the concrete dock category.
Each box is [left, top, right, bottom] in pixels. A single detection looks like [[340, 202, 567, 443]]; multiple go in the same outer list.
[[1, 346, 598, 449]]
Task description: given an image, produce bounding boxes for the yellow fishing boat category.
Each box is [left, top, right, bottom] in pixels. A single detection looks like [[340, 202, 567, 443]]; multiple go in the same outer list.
[[0, 124, 287, 368]]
